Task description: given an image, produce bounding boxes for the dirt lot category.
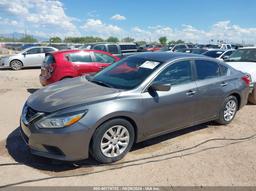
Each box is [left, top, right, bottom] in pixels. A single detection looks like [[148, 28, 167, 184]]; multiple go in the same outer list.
[[0, 68, 256, 188]]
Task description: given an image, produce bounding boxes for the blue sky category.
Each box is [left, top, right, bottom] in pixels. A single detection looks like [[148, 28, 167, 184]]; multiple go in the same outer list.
[[0, 0, 256, 43]]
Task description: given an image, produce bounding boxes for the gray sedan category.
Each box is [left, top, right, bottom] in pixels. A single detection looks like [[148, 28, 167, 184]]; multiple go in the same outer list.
[[20, 52, 250, 163], [0, 46, 57, 70]]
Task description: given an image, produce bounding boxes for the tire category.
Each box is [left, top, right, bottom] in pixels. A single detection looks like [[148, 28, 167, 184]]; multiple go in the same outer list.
[[10, 60, 23, 70], [216, 95, 238, 125], [248, 85, 256, 104], [91, 118, 135, 163]]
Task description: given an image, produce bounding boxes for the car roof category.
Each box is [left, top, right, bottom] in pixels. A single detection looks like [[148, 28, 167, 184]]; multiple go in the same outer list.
[[205, 49, 225, 52], [239, 47, 256, 49], [23, 46, 56, 51], [50, 49, 113, 56], [130, 52, 206, 63]]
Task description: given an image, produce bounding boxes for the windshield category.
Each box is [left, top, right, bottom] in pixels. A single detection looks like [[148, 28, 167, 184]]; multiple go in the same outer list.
[[88, 57, 162, 90], [203, 50, 224, 58], [227, 49, 256, 62]]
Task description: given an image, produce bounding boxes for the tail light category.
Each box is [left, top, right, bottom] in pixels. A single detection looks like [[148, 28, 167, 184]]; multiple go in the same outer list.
[[241, 75, 251, 87]]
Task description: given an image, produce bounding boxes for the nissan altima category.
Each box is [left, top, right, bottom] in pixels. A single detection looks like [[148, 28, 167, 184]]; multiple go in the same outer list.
[[20, 52, 250, 163]]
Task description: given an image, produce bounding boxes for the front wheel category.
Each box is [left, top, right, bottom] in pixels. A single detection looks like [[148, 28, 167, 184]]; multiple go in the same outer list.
[[10, 60, 23, 70], [91, 118, 135, 163], [216, 95, 238, 125]]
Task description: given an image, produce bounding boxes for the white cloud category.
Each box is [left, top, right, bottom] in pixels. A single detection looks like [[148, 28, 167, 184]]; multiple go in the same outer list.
[[111, 14, 126, 21], [130, 21, 256, 44], [0, 0, 80, 37], [81, 19, 122, 37], [0, 17, 18, 26]]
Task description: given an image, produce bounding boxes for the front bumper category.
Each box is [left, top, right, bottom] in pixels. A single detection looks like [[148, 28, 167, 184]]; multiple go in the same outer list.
[[20, 115, 93, 161]]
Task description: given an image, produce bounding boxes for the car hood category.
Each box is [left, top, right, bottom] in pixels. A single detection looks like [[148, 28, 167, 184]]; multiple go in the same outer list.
[[226, 61, 256, 82], [27, 77, 121, 113]]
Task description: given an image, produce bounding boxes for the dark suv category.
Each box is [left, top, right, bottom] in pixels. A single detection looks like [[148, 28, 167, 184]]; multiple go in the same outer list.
[[83, 43, 139, 58]]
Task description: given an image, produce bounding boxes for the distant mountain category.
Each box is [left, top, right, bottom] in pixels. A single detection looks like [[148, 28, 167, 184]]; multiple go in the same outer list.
[[0, 32, 48, 42]]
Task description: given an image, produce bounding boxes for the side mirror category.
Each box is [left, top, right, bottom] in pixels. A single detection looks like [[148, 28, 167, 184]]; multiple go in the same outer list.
[[22, 52, 27, 56], [149, 83, 171, 92]]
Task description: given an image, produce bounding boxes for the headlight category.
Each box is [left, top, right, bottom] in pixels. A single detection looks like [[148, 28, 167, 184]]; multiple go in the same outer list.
[[36, 111, 86, 129]]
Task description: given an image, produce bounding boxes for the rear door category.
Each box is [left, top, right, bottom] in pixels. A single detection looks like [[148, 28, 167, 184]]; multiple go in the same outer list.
[[68, 52, 96, 75], [193, 59, 228, 122]]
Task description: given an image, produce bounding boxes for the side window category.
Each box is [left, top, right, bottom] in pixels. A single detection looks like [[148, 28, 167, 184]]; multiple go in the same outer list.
[[173, 45, 186, 52], [94, 53, 115, 63], [195, 60, 221, 80], [219, 64, 229, 76], [43, 48, 55, 53], [221, 51, 233, 58], [68, 52, 92, 62], [108, 45, 119, 54], [94, 45, 107, 52], [154, 60, 192, 86], [26, 48, 42, 54]]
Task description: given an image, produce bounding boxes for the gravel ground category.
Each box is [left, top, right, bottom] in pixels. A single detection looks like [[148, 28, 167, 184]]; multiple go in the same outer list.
[[0, 68, 256, 188]]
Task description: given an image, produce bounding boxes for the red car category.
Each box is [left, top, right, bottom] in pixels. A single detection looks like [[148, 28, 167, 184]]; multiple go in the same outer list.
[[40, 49, 120, 86]]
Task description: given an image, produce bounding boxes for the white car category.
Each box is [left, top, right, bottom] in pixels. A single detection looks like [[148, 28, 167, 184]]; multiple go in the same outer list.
[[225, 47, 256, 103], [203, 49, 235, 60], [0, 46, 58, 70]]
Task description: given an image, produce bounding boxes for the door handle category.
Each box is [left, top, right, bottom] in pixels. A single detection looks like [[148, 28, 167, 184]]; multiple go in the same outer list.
[[186, 90, 196, 96], [221, 82, 228, 87], [98, 66, 105, 70]]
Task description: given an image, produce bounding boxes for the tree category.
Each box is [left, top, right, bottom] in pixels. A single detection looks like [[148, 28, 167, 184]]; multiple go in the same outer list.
[[175, 39, 185, 44], [50, 36, 62, 43], [135, 41, 147, 46], [159, 36, 167, 45], [19, 35, 37, 43], [106, 36, 119, 43], [122, 37, 134, 42], [64, 36, 104, 43]]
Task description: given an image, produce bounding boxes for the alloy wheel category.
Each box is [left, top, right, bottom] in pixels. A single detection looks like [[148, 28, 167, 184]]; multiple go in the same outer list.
[[224, 100, 237, 122], [100, 125, 130, 158]]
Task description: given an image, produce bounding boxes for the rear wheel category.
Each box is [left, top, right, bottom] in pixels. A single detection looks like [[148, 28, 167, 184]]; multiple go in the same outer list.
[[10, 60, 23, 70], [248, 85, 256, 104], [216, 95, 238, 125], [91, 118, 135, 163]]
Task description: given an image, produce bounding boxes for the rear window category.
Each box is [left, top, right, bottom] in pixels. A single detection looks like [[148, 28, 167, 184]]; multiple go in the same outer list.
[[68, 52, 92, 62], [44, 54, 55, 65], [204, 51, 224, 58]]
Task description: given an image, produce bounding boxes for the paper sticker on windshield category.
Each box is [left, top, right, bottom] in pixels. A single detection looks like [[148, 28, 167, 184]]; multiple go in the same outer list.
[[140, 61, 160, 69]]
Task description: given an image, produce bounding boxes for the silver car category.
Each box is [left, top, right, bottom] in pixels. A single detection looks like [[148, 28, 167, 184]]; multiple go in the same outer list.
[[20, 52, 250, 163], [0, 46, 58, 70]]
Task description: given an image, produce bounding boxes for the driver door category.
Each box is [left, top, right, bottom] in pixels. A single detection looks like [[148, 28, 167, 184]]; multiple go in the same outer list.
[[23, 47, 44, 67], [141, 60, 198, 138]]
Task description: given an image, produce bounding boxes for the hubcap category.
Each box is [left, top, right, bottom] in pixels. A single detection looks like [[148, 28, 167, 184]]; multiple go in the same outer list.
[[224, 100, 237, 121], [11, 61, 22, 70], [100, 125, 130, 158]]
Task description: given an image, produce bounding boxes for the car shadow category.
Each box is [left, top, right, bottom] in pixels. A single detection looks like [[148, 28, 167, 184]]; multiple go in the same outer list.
[[26, 88, 40, 94], [5, 128, 88, 172], [6, 122, 213, 172], [0, 67, 40, 71]]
